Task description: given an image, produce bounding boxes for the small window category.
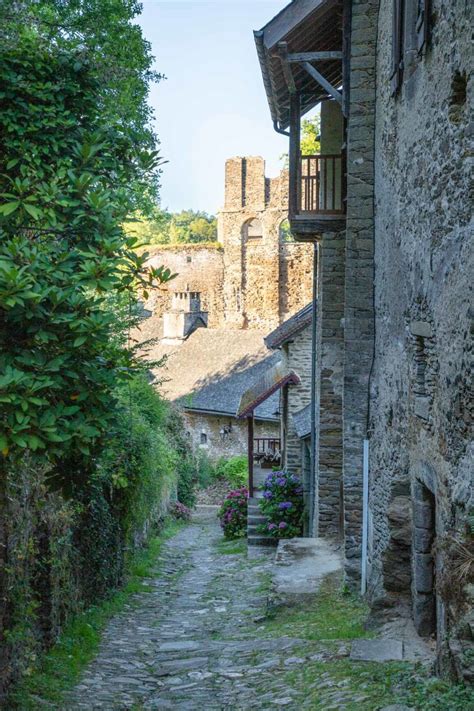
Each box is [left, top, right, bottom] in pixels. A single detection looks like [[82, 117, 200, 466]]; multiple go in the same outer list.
[[186, 255, 192, 263], [200, 432, 208, 445], [243, 218, 262, 240]]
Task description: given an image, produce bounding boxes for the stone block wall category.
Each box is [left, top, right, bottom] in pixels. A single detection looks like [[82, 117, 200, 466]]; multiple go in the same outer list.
[[342, 0, 378, 582], [367, 0, 472, 679], [220, 157, 313, 331], [146, 246, 225, 328], [144, 159, 312, 334], [184, 411, 279, 462], [315, 235, 345, 539], [281, 326, 313, 476]]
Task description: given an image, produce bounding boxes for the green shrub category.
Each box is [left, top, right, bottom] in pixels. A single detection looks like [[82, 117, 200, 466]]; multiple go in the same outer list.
[[258, 471, 304, 538], [218, 487, 248, 539], [217, 455, 248, 488]]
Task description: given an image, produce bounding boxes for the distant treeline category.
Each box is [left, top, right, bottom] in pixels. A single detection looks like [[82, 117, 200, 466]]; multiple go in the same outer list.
[[126, 210, 218, 245]]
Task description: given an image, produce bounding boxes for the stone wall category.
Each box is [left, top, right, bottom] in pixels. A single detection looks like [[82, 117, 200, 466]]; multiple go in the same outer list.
[[342, 0, 378, 582], [184, 411, 279, 462], [281, 326, 313, 476], [144, 159, 313, 333], [145, 245, 225, 328], [315, 236, 345, 539], [368, 0, 472, 679]]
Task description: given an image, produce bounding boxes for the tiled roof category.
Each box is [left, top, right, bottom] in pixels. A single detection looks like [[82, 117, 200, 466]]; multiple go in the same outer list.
[[264, 303, 313, 349], [237, 361, 300, 419], [293, 404, 311, 439], [136, 326, 281, 421]]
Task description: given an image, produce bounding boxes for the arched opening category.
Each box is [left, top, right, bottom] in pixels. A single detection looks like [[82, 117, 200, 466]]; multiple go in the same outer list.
[[243, 217, 262, 240], [279, 219, 295, 243]]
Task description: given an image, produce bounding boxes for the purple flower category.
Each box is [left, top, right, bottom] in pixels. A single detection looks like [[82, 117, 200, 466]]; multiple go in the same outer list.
[[278, 522, 287, 529], [268, 523, 277, 530], [276, 478, 286, 486], [263, 490, 273, 499], [278, 501, 293, 510]]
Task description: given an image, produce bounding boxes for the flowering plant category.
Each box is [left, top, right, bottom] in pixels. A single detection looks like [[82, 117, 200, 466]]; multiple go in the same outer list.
[[218, 486, 248, 539], [171, 501, 192, 521], [258, 471, 303, 538]]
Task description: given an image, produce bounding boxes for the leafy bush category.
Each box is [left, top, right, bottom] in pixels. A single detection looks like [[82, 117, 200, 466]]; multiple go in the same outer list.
[[218, 487, 248, 539], [216, 456, 248, 488], [171, 502, 192, 521], [258, 471, 304, 538]]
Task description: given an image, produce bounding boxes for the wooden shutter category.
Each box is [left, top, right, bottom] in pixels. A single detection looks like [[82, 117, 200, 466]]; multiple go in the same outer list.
[[390, 0, 404, 95], [416, 0, 430, 54]]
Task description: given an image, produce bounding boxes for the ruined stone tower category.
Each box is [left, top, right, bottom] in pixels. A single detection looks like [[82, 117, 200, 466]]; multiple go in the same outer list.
[[219, 157, 313, 331]]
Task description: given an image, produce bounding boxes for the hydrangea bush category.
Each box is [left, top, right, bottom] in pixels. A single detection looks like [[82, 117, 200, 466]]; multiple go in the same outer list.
[[171, 501, 192, 521], [218, 487, 248, 539], [258, 471, 304, 538]]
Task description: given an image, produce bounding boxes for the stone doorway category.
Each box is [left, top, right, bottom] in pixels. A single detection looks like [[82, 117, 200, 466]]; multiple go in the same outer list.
[[413, 480, 437, 637]]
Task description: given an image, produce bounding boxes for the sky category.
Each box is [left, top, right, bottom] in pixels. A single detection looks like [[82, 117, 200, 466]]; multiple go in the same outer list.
[[137, 1, 289, 215]]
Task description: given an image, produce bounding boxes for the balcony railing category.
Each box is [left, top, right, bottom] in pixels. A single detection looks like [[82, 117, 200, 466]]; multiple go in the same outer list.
[[300, 154, 344, 214], [253, 437, 281, 469]]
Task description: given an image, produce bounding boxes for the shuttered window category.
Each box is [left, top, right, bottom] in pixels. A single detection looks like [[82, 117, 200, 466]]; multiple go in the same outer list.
[[416, 0, 430, 54], [390, 0, 404, 95]]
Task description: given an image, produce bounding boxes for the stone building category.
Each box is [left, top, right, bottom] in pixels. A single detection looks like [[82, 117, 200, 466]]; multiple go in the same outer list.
[[254, 0, 472, 679], [142, 324, 280, 462], [144, 157, 314, 333]]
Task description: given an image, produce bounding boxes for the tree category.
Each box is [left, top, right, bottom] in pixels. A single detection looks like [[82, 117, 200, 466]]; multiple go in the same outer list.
[[125, 210, 218, 245], [0, 4, 172, 473], [300, 114, 321, 155]]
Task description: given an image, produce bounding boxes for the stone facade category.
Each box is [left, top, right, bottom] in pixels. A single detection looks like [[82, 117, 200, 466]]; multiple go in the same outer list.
[[220, 156, 313, 330], [280, 326, 313, 478], [145, 245, 225, 328], [145, 158, 313, 333], [367, 0, 473, 679], [255, 0, 472, 681], [185, 411, 279, 462]]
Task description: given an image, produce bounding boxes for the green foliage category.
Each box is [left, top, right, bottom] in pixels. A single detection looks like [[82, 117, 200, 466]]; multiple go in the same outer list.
[[0, 15, 172, 469], [196, 452, 221, 489], [165, 408, 198, 508], [262, 575, 370, 640], [258, 471, 304, 538], [301, 114, 321, 155], [125, 210, 218, 245], [216, 455, 248, 488], [218, 487, 248, 540], [8, 520, 184, 710]]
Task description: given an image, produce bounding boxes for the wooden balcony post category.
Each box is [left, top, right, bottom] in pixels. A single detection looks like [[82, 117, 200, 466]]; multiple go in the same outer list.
[[247, 415, 254, 497], [289, 92, 301, 218]]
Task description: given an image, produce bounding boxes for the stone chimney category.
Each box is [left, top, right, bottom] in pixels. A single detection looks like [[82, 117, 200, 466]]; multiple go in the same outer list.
[[162, 288, 208, 344]]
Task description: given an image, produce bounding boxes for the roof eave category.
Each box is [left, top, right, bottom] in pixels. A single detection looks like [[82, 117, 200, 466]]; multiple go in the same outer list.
[[254, 30, 279, 128]]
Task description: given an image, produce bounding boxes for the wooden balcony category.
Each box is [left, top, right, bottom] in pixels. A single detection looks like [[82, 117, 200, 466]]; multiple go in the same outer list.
[[289, 153, 346, 240], [253, 437, 281, 469]]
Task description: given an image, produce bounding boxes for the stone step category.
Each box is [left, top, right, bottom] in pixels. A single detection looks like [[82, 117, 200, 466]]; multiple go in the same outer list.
[[248, 515, 267, 524], [247, 519, 267, 531], [248, 535, 278, 548]]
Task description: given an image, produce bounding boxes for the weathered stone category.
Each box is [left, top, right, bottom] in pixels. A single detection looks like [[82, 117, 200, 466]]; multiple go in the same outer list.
[[350, 639, 404, 662]]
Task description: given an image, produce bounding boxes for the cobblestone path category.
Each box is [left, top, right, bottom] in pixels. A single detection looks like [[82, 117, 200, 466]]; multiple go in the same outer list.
[[67, 513, 318, 710]]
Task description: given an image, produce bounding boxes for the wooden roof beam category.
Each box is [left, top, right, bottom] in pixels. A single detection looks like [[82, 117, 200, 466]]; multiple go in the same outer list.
[[277, 41, 297, 94], [287, 51, 343, 62], [300, 61, 342, 105]]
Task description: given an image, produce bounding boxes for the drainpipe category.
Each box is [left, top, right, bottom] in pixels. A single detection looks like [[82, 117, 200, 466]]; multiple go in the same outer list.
[[309, 242, 318, 537], [273, 120, 290, 137], [361, 438, 369, 594]]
